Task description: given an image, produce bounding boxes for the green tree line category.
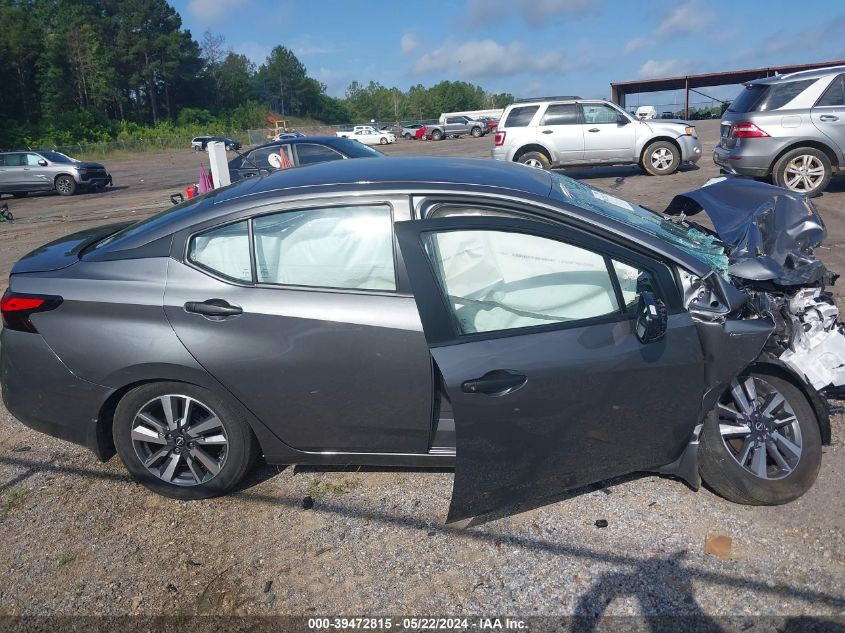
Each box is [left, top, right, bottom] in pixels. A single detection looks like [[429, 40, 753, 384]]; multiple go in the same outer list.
[[0, 0, 513, 149]]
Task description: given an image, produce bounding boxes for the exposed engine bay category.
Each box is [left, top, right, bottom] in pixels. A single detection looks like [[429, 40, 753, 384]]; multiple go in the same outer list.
[[665, 176, 845, 394]]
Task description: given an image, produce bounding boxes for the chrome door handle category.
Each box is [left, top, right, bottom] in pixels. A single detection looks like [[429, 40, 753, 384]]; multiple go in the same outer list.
[[541, 129, 554, 134], [588, 128, 600, 133], [819, 114, 839, 122]]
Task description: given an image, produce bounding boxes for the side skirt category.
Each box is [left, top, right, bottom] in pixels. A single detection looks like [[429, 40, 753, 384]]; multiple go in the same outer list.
[[651, 424, 702, 490]]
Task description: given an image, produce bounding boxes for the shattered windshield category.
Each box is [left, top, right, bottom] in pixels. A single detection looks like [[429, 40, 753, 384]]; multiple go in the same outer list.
[[550, 172, 729, 277]]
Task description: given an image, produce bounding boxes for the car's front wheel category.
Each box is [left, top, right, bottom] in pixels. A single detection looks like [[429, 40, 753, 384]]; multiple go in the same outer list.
[[699, 372, 821, 505], [773, 147, 832, 198], [379, 137, 388, 145], [54, 175, 77, 196], [113, 382, 258, 500], [642, 141, 681, 175], [471, 126, 482, 137], [403, 133, 412, 140]]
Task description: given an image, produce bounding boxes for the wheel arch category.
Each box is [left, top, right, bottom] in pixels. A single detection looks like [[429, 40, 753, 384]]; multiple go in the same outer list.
[[768, 140, 841, 175], [513, 143, 553, 163], [639, 136, 682, 166], [53, 172, 78, 186], [94, 364, 290, 463]]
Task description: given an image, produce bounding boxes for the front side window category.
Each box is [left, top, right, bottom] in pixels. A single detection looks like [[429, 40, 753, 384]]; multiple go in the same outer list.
[[582, 103, 621, 124], [253, 205, 395, 291], [425, 230, 621, 335], [611, 260, 656, 310], [25, 154, 43, 166], [188, 220, 251, 282], [503, 105, 540, 128]]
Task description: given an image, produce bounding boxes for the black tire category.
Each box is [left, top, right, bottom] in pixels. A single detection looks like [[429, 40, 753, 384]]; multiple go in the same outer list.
[[517, 151, 551, 170], [379, 137, 388, 145], [772, 147, 832, 198], [431, 129, 444, 141], [403, 133, 412, 140], [54, 175, 77, 196], [641, 140, 681, 176], [12, 192, 28, 198], [113, 382, 258, 500], [470, 126, 482, 138], [699, 372, 822, 505]]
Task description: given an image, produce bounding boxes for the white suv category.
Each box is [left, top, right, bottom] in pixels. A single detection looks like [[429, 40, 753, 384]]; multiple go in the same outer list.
[[492, 97, 702, 176]]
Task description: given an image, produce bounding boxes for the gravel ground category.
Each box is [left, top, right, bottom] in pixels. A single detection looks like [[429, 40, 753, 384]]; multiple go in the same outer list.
[[1, 121, 845, 625]]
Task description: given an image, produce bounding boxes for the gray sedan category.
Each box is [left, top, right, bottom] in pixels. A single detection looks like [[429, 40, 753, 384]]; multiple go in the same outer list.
[[0, 158, 840, 523]]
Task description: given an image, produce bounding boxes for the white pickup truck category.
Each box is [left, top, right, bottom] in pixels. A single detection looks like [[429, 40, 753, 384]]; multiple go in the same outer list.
[[336, 126, 396, 145]]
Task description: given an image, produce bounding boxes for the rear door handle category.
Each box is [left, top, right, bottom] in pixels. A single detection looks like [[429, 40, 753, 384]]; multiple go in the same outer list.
[[541, 129, 554, 134], [462, 369, 527, 396], [819, 114, 839, 122], [588, 128, 600, 133], [184, 299, 243, 317]]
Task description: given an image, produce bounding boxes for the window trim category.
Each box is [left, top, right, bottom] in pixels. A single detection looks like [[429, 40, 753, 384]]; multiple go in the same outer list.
[[539, 103, 583, 127], [183, 201, 400, 295]]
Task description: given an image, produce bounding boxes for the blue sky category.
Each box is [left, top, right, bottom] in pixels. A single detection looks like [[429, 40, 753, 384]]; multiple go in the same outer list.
[[171, 0, 845, 109]]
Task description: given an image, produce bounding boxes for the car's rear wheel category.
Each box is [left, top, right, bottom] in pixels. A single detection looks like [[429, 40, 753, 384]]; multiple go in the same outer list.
[[54, 175, 77, 196], [642, 141, 681, 175], [113, 382, 258, 500], [403, 133, 412, 140], [517, 151, 550, 170], [471, 126, 482, 137], [379, 137, 388, 145], [699, 372, 821, 505], [773, 147, 832, 198]]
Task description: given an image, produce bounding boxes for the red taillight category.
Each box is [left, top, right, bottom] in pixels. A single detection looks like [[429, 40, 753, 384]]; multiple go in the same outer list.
[[1, 290, 62, 333], [494, 131, 506, 147], [731, 122, 770, 138]]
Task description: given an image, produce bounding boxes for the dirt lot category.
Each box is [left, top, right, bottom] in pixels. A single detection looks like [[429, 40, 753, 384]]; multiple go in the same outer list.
[[1, 120, 845, 624]]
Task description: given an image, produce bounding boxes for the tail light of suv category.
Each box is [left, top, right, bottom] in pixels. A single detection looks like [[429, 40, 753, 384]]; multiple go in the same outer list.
[[731, 122, 770, 138], [494, 131, 506, 147], [1, 290, 63, 333]]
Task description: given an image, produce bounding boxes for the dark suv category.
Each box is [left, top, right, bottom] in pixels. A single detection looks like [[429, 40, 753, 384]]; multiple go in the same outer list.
[[0, 150, 111, 197]]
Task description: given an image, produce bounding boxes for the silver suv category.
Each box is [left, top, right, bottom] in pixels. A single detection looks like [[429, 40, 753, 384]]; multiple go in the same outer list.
[[714, 66, 845, 197], [0, 150, 111, 198], [492, 96, 701, 175]]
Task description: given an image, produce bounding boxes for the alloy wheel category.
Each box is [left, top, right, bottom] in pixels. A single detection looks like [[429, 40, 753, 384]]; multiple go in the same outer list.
[[650, 147, 674, 171], [717, 377, 802, 480], [56, 178, 73, 194], [131, 394, 229, 486], [523, 158, 545, 169], [784, 155, 826, 192]]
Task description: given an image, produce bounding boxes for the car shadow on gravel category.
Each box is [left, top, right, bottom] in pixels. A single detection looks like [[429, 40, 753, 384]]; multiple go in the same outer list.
[[554, 163, 701, 181], [4, 452, 844, 620]]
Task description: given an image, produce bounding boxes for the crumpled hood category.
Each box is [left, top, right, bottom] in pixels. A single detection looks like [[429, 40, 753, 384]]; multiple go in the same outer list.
[[665, 177, 828, 285]]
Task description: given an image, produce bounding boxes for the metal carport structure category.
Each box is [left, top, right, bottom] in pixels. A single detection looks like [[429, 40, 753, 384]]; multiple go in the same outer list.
[[611, 60, 845, 118]]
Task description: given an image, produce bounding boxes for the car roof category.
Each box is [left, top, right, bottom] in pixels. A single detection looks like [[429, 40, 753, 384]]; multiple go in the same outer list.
[[246, 136, 349, 151], [750, 65, 845, 86]]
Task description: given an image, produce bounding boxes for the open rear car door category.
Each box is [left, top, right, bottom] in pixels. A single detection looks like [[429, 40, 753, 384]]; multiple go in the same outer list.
[[395, 216, 707, 524]]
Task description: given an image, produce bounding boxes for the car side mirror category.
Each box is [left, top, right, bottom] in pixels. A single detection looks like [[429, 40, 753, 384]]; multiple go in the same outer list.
[[38, 159, 48, 166], [635, 291, 668, 344], [617, 115, 629, 126]]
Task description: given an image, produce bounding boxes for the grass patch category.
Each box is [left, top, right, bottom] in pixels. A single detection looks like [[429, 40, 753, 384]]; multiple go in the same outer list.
[[5, 488, 26, 505], [57, 552, 75, 567], [95, 522, 110, 535], [306, 477, 360, 501]]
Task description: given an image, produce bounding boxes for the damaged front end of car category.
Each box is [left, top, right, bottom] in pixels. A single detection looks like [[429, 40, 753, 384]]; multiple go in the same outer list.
[[666, 177, 840, 442]]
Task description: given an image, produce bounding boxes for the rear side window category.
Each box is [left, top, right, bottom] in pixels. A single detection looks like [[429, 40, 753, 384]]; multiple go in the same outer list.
[[817, 75, 845, 107], [731, 80, 815, 113], [295, 143, 343, 166], [253, 205, 396, 291], [503, 106, 539, 128], [541, 104, 580, 126]]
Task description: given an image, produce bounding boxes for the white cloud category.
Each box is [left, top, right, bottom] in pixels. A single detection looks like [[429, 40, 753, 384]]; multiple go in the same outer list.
[[638, 59, 691, 79], [412, 39, 567, 78], [656, 0, 716, 37], [318, 67, 350, 98], [187, 0, 247, 26], [624, 37, 648, 53], [401, 33, 420, 54]]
